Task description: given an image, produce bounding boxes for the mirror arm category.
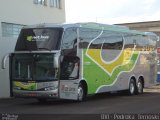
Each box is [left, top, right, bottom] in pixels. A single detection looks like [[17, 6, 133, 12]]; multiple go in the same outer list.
[[54, 53, 60, 69], [1, 53, 10, 69]]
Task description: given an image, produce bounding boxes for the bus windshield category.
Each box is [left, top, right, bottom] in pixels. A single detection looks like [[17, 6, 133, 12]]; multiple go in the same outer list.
[[15, 28, 63, 51], [11, 53, 57, 81]]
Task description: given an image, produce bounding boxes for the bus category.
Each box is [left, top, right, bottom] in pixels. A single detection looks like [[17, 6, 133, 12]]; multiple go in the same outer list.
[[2, 23, 158, 102]]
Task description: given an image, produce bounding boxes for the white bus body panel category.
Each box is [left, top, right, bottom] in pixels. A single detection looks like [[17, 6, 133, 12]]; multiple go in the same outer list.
[[59, 80, 79, 100]]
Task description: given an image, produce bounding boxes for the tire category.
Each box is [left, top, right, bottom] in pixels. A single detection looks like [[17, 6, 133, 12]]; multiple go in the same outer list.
[[136, 80, 143, 94], [128, 79, 136, 95], [77, 83, 86, 102]]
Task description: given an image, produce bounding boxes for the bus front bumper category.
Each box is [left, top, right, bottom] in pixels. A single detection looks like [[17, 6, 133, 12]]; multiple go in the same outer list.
[[12, 89, 59, 98]]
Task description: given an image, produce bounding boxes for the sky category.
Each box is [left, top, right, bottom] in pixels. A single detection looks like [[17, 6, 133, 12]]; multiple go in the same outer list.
[[65, 0, 160, 24]]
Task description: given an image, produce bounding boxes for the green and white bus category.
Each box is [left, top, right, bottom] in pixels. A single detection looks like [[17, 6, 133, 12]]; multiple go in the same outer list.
[[2, 23, 158, 101]]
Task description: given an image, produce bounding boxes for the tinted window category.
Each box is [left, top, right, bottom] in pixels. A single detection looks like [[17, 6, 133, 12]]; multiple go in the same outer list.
[[79, 28, 101, 48], [61, 28, 77, 56], [15, 28, 63, 51], [60, 56, 80, 80], [11, 53, 57, 81], [79, 28, 124, 62], [100, 31, 123, 62], [124, 34, 145, 51]]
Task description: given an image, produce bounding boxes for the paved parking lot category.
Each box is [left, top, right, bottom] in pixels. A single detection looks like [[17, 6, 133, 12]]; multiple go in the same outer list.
[[0, 85, 160, 120]]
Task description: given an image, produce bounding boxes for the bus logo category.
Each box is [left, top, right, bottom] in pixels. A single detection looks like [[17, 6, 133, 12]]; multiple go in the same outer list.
[[27, 36, 33, 42]]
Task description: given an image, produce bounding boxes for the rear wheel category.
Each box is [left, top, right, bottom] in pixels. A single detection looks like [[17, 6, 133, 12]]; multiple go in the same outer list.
[[128, 79, 136, 95], [137, 80, 144, 94]]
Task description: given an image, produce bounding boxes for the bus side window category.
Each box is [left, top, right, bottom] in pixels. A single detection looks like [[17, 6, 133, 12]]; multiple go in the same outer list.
[[60, 56, 80, 80], [79, 28, 101, 49], [61, 28, 77, 56]]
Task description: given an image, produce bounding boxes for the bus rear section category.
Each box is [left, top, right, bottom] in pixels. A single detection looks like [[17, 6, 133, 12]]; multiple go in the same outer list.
[[78, 23, 158, 96]]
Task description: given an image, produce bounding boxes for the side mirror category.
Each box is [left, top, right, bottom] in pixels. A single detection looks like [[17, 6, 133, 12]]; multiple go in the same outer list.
[[54, 54, 59, 68], [1, 53, 10, 69], [157, 36, 160, 41]]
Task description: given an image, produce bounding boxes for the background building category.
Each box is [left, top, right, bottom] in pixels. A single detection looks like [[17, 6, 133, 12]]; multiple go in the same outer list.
[[116, 20, 160, 36], [0, 0, 65, 98], [116, 20, 160, 51], [117, 21, 160, 83]]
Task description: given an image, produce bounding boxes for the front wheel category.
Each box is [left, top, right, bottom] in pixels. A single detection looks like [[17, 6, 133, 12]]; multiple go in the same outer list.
[[77, 84, 86, 101]]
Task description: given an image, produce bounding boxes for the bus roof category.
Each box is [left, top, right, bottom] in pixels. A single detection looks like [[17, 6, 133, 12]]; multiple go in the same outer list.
[[23, 23, 80, 29], [23, 22, 153, 36]]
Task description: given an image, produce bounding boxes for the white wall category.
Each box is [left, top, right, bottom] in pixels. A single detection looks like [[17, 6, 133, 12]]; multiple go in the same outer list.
[[0, 0, 66, 24], [0, 37, 17, 98], [0, 0, 65, 98]]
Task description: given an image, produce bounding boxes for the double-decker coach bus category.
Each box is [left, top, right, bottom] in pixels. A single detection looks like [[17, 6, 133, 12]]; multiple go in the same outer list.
[[2, 23, 158, 102]]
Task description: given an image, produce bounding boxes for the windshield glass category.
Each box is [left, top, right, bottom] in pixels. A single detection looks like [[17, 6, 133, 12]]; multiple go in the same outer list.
[[15, 28, 63, 51], [11, 53, 57, 81]]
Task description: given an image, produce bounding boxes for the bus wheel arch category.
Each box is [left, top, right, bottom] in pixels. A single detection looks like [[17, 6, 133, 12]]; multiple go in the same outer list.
[[77, 80, 88, 101]]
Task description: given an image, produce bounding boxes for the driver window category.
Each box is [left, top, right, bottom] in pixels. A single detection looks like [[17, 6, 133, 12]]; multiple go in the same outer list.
[[60, 56, 80, 80]]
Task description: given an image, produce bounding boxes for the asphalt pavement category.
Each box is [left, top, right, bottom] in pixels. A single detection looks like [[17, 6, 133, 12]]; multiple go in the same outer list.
[[0, 85, 160, 120]]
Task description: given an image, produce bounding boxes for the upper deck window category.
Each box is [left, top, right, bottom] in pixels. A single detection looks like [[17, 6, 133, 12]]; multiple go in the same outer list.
[[15, 28, 63, 51], [61, 28, 77, 56]]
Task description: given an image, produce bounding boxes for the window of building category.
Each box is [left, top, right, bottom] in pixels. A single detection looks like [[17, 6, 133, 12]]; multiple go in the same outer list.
[[50, 0, 61, 8], [33, 0, 47, 6], [1, 22, 25, 38], [33, 0, 39, 4]]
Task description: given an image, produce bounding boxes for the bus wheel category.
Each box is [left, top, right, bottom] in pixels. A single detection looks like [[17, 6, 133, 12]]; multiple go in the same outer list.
[[128, 78, 136, 95], [137, 79, 144, 94], [77, 83, 85, 101]]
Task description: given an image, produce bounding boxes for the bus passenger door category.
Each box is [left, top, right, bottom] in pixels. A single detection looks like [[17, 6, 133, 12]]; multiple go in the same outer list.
[[59, 56, 80, 100]]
